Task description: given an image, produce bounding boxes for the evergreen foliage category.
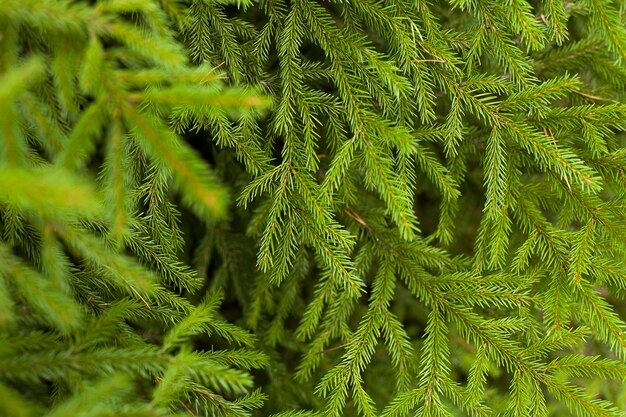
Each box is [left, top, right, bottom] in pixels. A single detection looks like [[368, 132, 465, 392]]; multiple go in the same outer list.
[[2, 1, 626, 416]]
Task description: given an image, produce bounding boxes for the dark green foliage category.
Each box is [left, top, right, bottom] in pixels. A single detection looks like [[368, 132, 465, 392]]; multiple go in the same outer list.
[[2, 1, 626, 416]]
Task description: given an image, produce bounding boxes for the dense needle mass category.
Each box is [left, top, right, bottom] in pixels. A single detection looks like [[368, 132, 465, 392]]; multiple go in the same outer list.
[[1, 1, 626, 416]]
